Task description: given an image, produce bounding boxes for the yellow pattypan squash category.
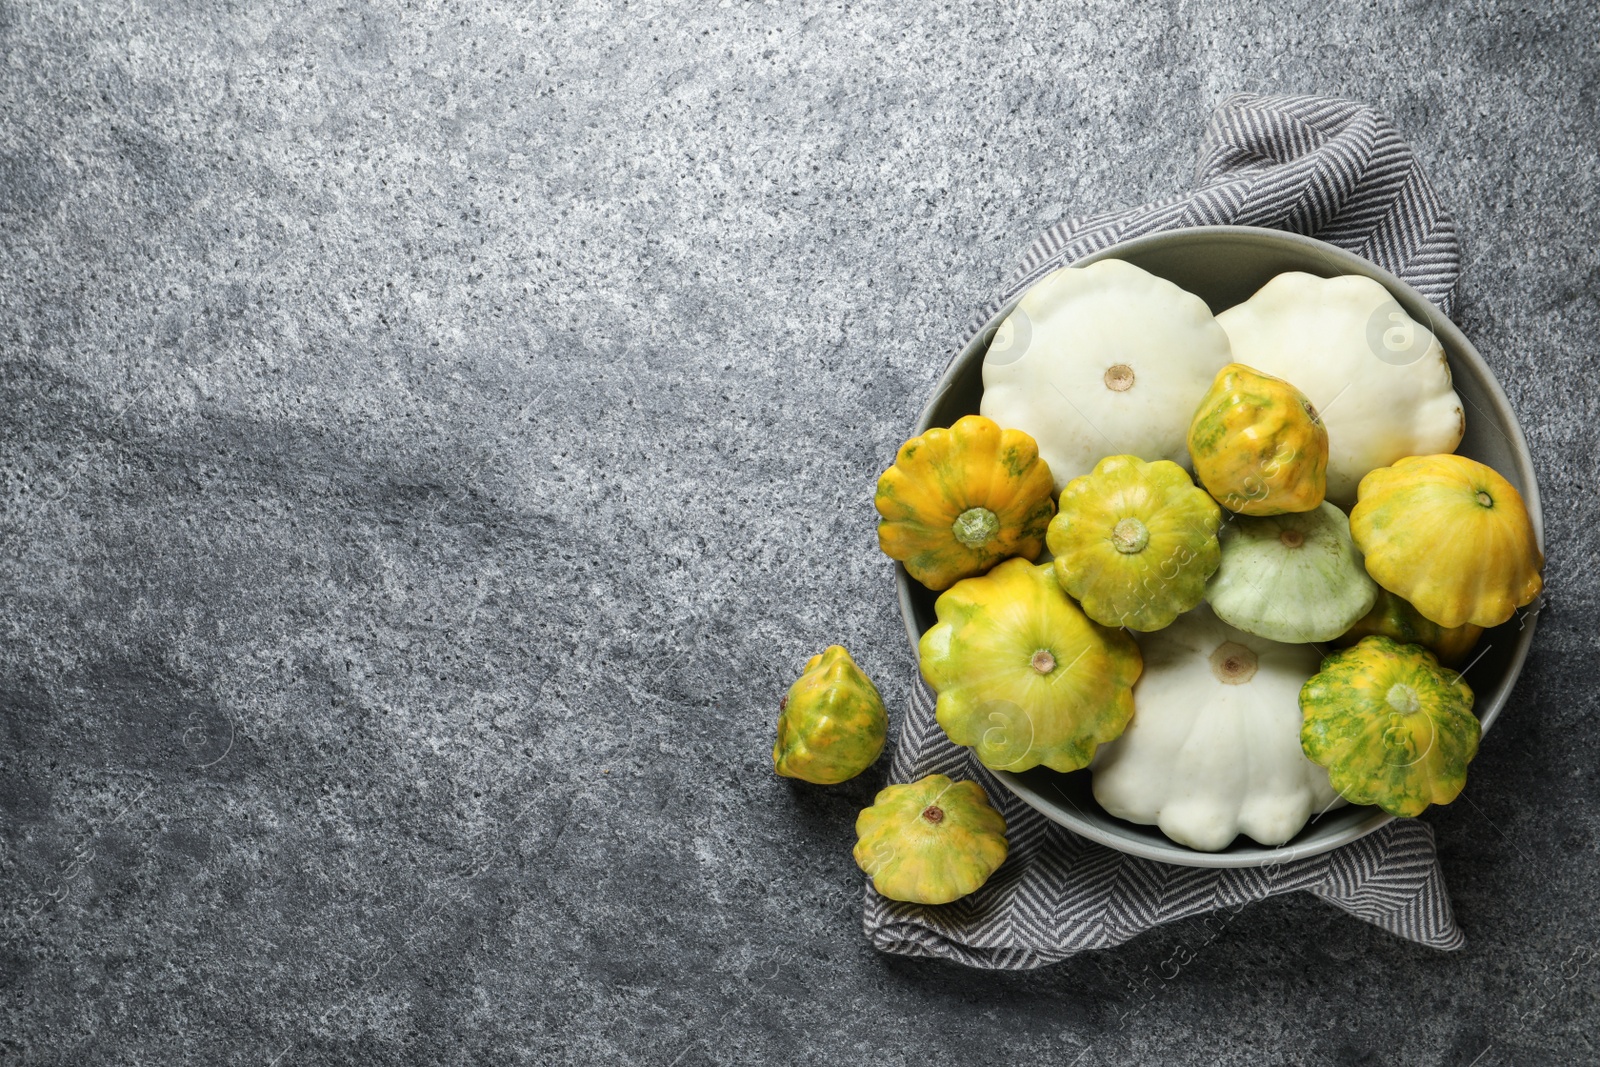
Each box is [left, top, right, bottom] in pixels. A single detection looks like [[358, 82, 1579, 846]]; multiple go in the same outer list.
[[854, 774, 1008, 905], [772, 646, 887, 785], [875, 415, 1056, 591], [1350, 454, 1543, 629], [919, 558, 1142, 772], [1187, 362, 1328, 515], [1337, 588, 1484, 668], [1046, 455, 1222, 631], [1300, 636, 1479, 817]]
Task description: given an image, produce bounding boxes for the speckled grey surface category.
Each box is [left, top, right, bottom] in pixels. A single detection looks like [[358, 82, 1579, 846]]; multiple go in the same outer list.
[[2, 1, 1598, 1064]]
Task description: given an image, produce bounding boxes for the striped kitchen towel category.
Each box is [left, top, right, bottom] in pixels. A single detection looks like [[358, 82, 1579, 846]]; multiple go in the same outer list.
[[864, 93, 1466, 969]]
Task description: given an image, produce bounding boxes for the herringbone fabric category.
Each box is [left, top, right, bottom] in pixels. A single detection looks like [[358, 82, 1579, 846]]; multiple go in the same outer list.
[[864, 94, 1466, 969]]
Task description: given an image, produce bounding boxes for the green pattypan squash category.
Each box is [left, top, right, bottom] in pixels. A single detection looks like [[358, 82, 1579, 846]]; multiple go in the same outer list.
[[854, 774, 1008, 905], [1300, 636, 1479, 817], [772, 646, 887, 785], [1046, 454, 1223, 631], [1205, 502, 1378, 643], [919, 557, 1142, 773]]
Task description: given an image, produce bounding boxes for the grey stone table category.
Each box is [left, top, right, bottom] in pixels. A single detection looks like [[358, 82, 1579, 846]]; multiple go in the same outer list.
[[3, 2, 1597, 1064]]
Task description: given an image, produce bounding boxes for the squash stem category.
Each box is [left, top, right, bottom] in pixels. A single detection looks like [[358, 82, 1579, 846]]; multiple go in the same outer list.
[[1386, 683, 1422, 714], [951, 507, 1001, 548], [1208, 641, 1259, 685], [1111, 518, 1150, 554], [1103, 363, 1136, 392]]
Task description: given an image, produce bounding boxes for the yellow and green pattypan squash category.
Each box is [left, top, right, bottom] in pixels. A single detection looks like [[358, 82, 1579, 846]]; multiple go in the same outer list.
[[854, 774, 1009, 905], [1337, 588, 1484, 668], [980, 259, 1233, 491], [875, 415, 1056, 591], [919, 557, 1142, 772], [1045, 455, 1223, 631], [1187, 362, 1329, 515], [1092, 606, 1342, 851], [1205, 502, 1378, 644], [772, 646, 887, 785], [1215, 272, 1464, 507], [1300, 636, 1479, 817], [1350, 454, 1543, 629]]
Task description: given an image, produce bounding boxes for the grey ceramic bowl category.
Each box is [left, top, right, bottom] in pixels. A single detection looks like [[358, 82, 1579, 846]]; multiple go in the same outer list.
[[896, 225, 1544, 868]]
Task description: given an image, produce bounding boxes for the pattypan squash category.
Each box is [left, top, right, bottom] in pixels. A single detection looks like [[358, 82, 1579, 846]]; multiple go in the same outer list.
[[1205, 502, 1378, 644], [1215, 272, 1465, 506], [1300, 636, 1479, 817], [1046, 455, 1223, 631], [875, 415, 1056, 591], [1187, 362, 1328, 515], [1092, 606, 1342, 851], [919, 558, 1142, 773], [772, 646, 887, 785], [1350, 454, 1543, 629], [1337, 588, 1483, 668], [980, 259, 1233, 491], [854, 774, 1009, 905]]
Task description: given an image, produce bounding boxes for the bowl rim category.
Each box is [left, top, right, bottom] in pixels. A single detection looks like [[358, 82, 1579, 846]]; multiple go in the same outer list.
[[895, 224, 1544, 868]]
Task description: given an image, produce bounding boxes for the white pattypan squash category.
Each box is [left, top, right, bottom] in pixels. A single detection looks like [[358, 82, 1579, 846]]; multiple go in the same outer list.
[[1215, 272, 1465, 507], [980, 260, 1233, 491], [1092, 607, 1344, 851]]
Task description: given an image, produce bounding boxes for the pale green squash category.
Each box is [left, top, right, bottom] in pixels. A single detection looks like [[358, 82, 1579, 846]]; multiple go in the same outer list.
[[1205, 502, 1378, 643]]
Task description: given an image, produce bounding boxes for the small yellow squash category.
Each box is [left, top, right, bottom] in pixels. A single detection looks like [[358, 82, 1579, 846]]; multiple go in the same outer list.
[[1350, 454, 1543, 629], [854, 774, 1009, 905], [1337, 589, 1484, 668], [1046, 454, 1223, 631], [919, 557, 1142, 772], [876, 415, 1056, 591], [772, 646, 887, 785], [1300, 636, 1479, 817], [1187, 362, 1329, 515]]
